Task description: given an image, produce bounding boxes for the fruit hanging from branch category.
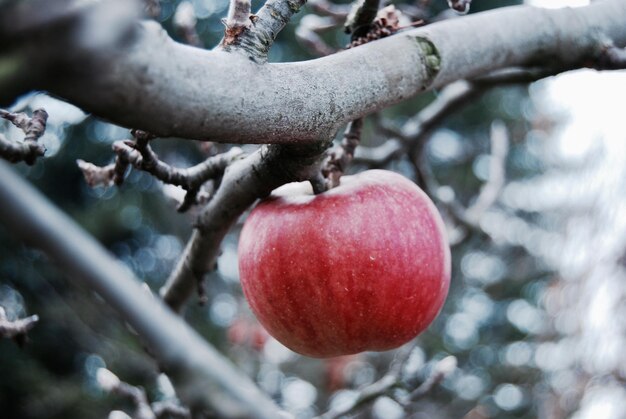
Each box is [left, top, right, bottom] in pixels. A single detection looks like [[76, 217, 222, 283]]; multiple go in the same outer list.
[[238, 170, 451, 358]]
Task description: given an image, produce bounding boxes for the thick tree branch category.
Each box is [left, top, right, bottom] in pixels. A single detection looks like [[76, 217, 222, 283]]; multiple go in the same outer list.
[[0, 161, 285, 419], [3, 1, 625, 143]]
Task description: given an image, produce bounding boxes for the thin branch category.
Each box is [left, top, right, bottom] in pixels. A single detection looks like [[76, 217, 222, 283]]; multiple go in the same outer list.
[[161, 143, 326, 311], [318, 351, 457, 419], [0, 160, 285, 419], [173, 1, 202, 47], [345, 0, 381, 38], [77, 131, 244, 212], [98, 368, 156, 419], [223, 0, 308, 60], [144, 0, 161, 18], [595, 39, 626, 69], [321, 119, 363, 189], [402, 356, 457, 406], [0, 108, 48, 165], [308, 0, 351, 19], [447, 0, 472, 15], [347, 5, 407, 49], [222, 0, 252, 47], [0, 306, 39, 340], [98, 369, 191, 419], [295, 15, 340, 57], [463, 120, 509, 224], [353, 138, 404, 167]]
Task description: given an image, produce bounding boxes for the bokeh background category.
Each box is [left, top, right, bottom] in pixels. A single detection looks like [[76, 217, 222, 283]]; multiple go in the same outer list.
[[0, 0, 625, 418]]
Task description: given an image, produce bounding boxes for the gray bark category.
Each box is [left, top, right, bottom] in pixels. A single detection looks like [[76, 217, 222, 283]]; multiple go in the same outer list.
[[1, 1, 625, 144]]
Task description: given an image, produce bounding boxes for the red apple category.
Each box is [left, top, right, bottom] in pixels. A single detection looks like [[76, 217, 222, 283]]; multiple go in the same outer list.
[[238, 169, 451, 358]]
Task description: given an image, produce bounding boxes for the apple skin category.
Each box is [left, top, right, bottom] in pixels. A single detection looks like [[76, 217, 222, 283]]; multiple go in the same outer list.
[[238, 169, 451, 358]]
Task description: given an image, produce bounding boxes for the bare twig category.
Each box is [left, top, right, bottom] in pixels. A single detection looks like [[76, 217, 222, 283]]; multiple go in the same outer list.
[[318, 350, 457, 419], [463, 121, 509, 224], [595, 39, 626, 69], [353, 138, 404, 167], [173, 1, 202, 47], [224, 0, 308, 60], [77, 131, 244, 212], [0, 306, 39, 340], [403, 356, 457, 404], [0, 160, 285, 418], [347, 5, 408, 49], [345, 0, 381, 38], [98, 369, 191, 419], [321, 119, 363, 189], [295, 15, 340, 57], [144, 0, 161, 18], [447, 0, 472, 15], [222, 0, 252, 47], [0, 108, 48, 165], [98, 368, 156, 419], [308, 0, 351, 19]]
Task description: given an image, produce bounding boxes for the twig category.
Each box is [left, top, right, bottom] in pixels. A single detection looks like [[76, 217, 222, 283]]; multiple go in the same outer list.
[[447, 0, 472, 15], [463, 120, 509, 224], [321, 119, 363, 189], [98, 368, 156, 419], [161, 143, 326, 311], [594, 39, 626, 69], [295, 15, 340, 57], [0, 306, 39, 340], [403, 356, 457, 404], [144, 0, 161, 18], [345, 0, 381, 38], [224, 0, 308, 60], [353, 138, 404, 167], [98, 369, 191, 419], [77, 131, 244, 212], [173, 1, 202, 47], [0, 108, 48, 165], [0, 160, 285, 418], [308, 0, 351, 19], [347, 5, 406, 49], [222, 0, 252, 47], [318, 350, 457, 419]]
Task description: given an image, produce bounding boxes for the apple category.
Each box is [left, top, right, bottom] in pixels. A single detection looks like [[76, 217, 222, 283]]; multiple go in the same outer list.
[[238, 169, 451, 358]]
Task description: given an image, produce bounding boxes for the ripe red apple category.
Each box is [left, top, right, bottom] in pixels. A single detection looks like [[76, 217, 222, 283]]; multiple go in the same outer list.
[[238, 169, 451, 358]]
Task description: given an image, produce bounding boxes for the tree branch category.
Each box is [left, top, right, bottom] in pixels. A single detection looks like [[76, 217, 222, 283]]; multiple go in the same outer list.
[[0, 160, 285, 419], [321, 119, 363, 189], [224, 0, 308, 60], [0, 306, 39, 340], [98, 368, 191, 419], [77, 131, 244, 212], [0, 108, 48, 164], [318, 351, 457, 419], [160, 143, 326, 311], [3, 1, 625, 143], [222, 0, 252, 47]]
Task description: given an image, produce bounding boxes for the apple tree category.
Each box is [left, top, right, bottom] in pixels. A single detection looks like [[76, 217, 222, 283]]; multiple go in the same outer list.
[[0, 0, 625, 418]]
